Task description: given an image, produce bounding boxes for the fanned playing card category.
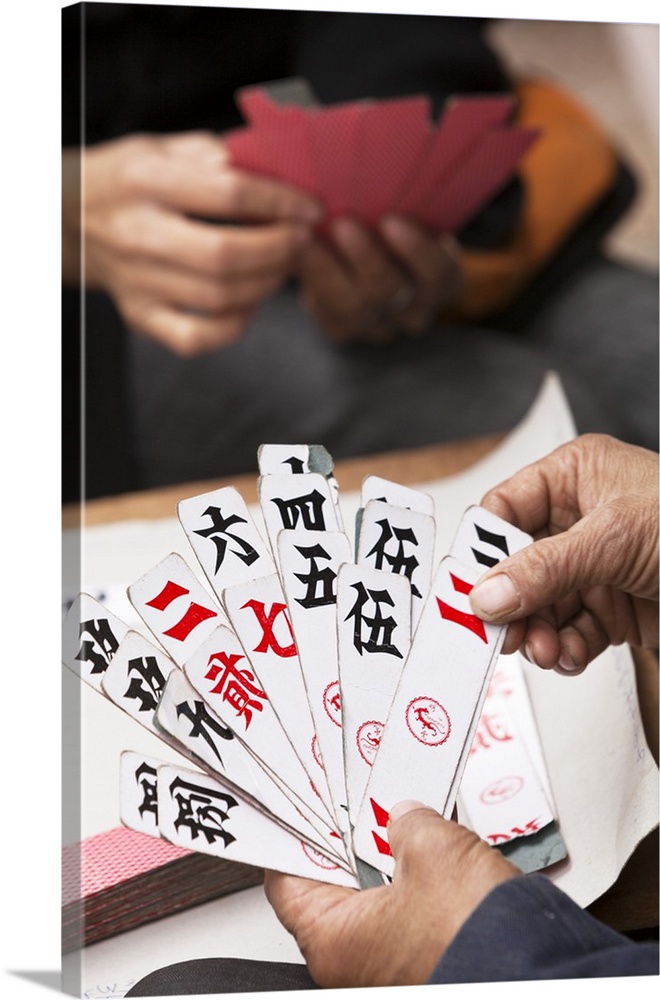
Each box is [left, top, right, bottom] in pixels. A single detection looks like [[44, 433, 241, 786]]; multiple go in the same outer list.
[[278, 527, 354, 851], [153, 667, 344, 861], [181, 623, 340, 848], [128, 552, 230, 666], [120, 751, 357, 886], [222, 571, 337, 821], [351, 95, 431, 226], [62, 593, 130, 691], [352, 555, 507, 876], [392, 94, 514, 216], [177, 486, 276, 599], [258, 471, 342, 565], [336, 563, 411, 823]]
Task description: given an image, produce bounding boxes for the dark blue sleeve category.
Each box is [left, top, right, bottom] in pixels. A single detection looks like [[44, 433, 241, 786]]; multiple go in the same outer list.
[[430, 873, 658, 982]]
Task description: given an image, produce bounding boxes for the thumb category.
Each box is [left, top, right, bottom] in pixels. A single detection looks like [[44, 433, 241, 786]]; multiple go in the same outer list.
[[469, 506, 629, 623], [387, 800, 452, 873]]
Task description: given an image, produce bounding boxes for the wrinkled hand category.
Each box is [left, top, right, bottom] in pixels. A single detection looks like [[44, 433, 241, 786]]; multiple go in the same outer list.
[[62, 132, 321, 355], [469, 434, 659, 674], [297, 215, 464, 345], [264, 800, 518, 988]]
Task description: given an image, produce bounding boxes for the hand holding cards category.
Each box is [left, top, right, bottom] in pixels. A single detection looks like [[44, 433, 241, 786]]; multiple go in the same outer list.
[[63, 444, 565, 888]]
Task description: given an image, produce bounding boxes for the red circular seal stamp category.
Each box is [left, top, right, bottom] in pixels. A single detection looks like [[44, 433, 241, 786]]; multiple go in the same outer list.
[[480, 775, 524, 805], [311, 735, 324, 770], [405, 697, 451, 746], [356, 720, 384, 765], [301, 841, 339, 871], [323, 680, 342, 727]]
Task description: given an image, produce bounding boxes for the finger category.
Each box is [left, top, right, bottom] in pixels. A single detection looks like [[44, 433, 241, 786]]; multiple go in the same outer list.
[[379, 216, 465, 324], [554, 585, 643, 674], [123, 298, 251, 356], [131, 133, 323, 223], [117, 205, 313, 279], [298, 240, 368, 344], [387, 801, 519, 899], [499, 618, 527, 656], [479, 442, 581, 536], [331, 217, 406, 299], [112, 255, 287, 316], [468, 505, 645, 626], [299, 239, 360, 312]]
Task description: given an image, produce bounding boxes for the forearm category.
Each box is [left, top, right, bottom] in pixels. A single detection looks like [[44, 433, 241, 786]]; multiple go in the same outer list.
[[430, 873, 658, 983]]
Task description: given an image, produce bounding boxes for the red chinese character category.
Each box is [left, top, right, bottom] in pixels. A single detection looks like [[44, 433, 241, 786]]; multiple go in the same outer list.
[[205, 650, 267, 729]]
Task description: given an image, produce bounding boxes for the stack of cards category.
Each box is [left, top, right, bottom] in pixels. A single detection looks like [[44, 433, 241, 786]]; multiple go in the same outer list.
[[61, 826, 263, 951], [224, 80, 539, 234], [63, 443, 565, 894]]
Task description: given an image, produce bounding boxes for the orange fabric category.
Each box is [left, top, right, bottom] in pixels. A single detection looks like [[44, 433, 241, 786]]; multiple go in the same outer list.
[[449, 79, 619, 321]]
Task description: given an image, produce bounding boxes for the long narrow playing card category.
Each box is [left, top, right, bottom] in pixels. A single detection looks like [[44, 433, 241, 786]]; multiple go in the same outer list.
[[225, 100, 320, 197], [155, 761, 359, 886], [257, 443, 334, 478], [360, 476, 435, 517], [128, 552, 229, 666], [356, 499, 435, 632], [442, 505, 534, 815], [177, 486, 276, 601], [222, 571, 336, 819], [336, 563, 411, 823], [62, 593, 130, 691], [119, 750, 357, 885], [101, 629, 178, 742], [351, 95, 431, 226], [181, 623, 340, 841], [456, 665, 555, 847], [153, 667, 347, 863], [416, 125, 538, 233], [352, 555, 506, 876], [120, 750, 173, 838], [259, 472, 342, 564], [278, 528, 354, 849], [258, 444, 343, 529], [392, 95, 514, 216]]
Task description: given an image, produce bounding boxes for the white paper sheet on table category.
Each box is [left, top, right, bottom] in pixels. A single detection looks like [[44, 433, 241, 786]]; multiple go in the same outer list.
[[63, 371, 659, 908]]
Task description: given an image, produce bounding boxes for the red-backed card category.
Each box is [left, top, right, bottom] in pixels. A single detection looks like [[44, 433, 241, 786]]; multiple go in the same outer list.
[[307, 101, 367, 221], [417, 125, 539, 233], [352, 95, 431, 226], [393, 95, 513, 216], [225, 110, 320, 198]]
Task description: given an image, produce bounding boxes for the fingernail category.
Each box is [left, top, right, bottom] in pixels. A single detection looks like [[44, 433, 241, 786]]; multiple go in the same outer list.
[[388, 799, 426, 824], [554, 651, 586, 676], [332, 215, 363, 243], [379, 214, 406, 239], [470, 574, 521, 620], [524, 642, 538, 667], [294, 200, 323, 224]]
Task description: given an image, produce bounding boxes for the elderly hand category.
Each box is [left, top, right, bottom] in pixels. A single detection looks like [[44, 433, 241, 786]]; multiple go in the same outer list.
[[264, 800, 518, 988], [297, 215, 464, 345], [62, 131, 321, 355], [469, 434, 659, 674]]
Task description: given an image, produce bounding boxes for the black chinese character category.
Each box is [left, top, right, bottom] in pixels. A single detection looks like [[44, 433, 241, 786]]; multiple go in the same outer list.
[[194, 506, 259, 574], [293, 543, 337, 608], [169, 776, 238, 847], [345, 582, 403, 657]]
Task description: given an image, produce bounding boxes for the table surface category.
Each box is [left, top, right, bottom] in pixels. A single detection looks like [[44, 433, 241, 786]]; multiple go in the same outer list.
[[63, 436, 659, 934]]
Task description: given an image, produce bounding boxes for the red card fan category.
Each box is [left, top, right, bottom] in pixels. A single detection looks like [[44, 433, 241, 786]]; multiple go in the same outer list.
[[225, 83, 539, 234]]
